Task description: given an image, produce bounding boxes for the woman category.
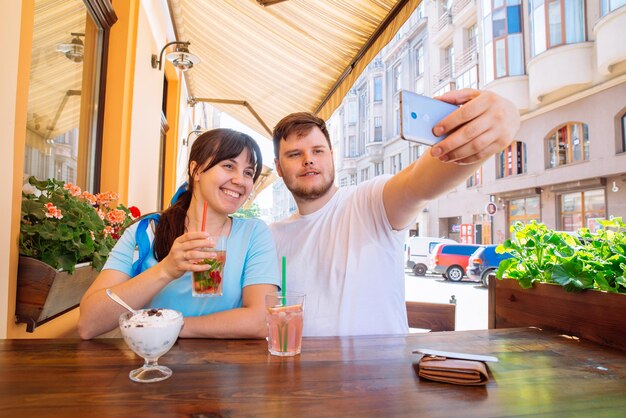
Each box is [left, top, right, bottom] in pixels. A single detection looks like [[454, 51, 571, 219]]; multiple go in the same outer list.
[[78, 129, 280, 339]]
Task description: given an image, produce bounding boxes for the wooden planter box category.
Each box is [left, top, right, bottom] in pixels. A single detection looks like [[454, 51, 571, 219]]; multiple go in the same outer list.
[[489, 276, 626, 351], [16, 256, 98, 332]]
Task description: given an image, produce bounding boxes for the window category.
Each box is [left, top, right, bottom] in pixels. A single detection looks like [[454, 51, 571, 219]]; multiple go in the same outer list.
[[374, 77, 383, 102], [489, 0, 524, 78], [360, 167, 370, 182], [546, 122, 589, 168], [349, 174, 357, 186], [508, 196, 541, 225], [466, 168, 482, 188], [374, 162, 384, 176], [23, 0, 115, 192], [390, 153, 402, 174], [374, 116, 383, 142], [467, 24, 478, 50], [394, 96, 401, 135], [348, 101, 357, 124], [339, 177, 348, 187], [414, 44, 424, 94], [410, 144, 423, 161], [497, 141, 527, 178], [393, 64, 403, 93], [560, 189, 606, 231], [415, 44, 424, 77], [456, 66, 478, 90], [346, 135, 357, 158], [602, 0, 626, 15], [529, 0, 585, 57]]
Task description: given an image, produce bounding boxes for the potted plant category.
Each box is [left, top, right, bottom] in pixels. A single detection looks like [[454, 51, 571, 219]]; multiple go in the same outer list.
[[17, 176, 140, 331], [489, 218, 626, 351]]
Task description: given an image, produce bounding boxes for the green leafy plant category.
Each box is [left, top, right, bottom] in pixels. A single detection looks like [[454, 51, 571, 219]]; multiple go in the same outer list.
[[20, 176, 140, 273], [495, 219, 626, 294]]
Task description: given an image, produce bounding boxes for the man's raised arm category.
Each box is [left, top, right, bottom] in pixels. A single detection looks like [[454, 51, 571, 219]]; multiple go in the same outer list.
[[383, 89, 520, 230]]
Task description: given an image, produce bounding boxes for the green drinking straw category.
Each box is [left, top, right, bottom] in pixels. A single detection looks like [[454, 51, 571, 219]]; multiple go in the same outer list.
[[281, 256, 287, 298]]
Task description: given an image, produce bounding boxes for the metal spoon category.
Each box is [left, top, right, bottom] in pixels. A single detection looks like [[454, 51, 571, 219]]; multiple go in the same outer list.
[[105, 288, 138, 315]]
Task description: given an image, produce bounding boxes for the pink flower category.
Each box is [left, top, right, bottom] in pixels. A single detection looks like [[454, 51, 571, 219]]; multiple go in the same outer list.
[[81, 191, 97, 206], [103, 225, 114, 237], [63, 183, 82, 197], [105, 209, 127, 225], [44, 202, 63, 219], [96, 191, 119, 206]]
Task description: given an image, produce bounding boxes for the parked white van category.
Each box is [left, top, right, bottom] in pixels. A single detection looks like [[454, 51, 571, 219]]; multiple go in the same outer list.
[[405, 236, 457, 276]]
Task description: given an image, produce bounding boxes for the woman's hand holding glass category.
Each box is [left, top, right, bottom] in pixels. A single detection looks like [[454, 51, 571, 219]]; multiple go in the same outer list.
[[160, 232, 219, 280]]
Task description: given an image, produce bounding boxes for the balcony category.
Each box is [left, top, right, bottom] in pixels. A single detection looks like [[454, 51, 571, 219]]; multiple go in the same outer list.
[[483, 76, 529, 112], [594, 7, 626, 75], [431, 11, 453, 45], [527, 42, 594, 104], [340, 157, 357, 175], [432, 63, 455, 92], [455, 45, 477, 74], [365, 142, 384, 163], [451, 0, 476, 26]]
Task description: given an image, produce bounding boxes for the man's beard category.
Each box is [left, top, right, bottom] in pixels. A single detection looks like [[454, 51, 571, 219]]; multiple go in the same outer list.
[[285, 172, 335, 202]]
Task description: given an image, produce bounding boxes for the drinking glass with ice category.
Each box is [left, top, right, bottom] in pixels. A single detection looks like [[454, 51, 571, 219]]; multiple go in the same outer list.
[[119, 308, 184, 383]]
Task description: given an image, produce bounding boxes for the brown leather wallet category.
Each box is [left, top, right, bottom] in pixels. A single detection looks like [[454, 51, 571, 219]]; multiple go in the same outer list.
[[417, 356, 489, 385]]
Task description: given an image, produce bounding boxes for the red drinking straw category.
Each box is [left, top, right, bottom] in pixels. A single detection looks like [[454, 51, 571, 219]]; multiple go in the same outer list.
[[201, 201, 208, 232]]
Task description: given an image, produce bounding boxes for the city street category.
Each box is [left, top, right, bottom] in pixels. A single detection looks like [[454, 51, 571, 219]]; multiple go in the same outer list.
[[405, 270, 488, 331]]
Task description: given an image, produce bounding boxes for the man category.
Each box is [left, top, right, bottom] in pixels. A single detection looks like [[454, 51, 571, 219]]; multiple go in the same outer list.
[[269, 89, 520, 337]]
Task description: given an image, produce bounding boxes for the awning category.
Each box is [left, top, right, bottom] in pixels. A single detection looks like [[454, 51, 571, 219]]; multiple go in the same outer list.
[[171, 0, 421, 137]]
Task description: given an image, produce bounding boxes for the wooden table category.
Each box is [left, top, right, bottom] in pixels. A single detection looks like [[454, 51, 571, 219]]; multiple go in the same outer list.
[[1, 328, 625, 417]]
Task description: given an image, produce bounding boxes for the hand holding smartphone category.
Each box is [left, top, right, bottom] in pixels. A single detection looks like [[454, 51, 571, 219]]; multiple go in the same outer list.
[[399, 90, 459, 146]]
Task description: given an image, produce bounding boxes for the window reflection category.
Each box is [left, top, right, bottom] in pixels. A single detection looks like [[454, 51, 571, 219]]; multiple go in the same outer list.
[[24, 0, 105, 191]]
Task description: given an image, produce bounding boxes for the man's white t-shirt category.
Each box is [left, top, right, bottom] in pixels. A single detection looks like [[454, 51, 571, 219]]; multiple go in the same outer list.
[[269, 175, 409, 337]]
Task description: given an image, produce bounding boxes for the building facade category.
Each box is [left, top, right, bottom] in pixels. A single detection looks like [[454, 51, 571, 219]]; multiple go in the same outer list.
[[332, 0, 626, 244]]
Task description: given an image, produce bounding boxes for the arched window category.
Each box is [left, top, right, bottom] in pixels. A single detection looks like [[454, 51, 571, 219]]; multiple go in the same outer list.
[[546, 122, 589, 168], [529, 0, 585, 57], [496, 141, 527, 178]]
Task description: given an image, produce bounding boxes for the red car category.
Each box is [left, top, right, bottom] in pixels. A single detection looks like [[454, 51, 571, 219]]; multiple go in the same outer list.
[[428, 243, 484, 282]]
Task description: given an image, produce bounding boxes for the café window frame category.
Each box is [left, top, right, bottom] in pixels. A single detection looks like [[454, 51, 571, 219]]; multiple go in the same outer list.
[[23, 0, 116, 193], [546, 122, 589, 168], [508, 195, 541, 226], [559, 189, 606, 231]]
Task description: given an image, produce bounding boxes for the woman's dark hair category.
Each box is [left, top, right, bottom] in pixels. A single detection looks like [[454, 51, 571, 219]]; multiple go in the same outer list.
[[153, 128, 262, 260]]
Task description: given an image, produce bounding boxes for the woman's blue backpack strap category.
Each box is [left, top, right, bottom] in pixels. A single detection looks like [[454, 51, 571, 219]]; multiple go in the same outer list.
[[130, 182, 187, 277], [170, 182, 188, 206], [131, 213, 161, 277]]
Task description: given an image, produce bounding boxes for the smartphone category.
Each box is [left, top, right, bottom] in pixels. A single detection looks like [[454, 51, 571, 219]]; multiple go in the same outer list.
[[399, 90, 458, 146]]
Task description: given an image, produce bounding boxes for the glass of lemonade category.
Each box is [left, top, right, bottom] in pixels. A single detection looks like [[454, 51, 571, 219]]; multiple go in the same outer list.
[[192, 236, 226, 297], [265, 291, 305, 356]]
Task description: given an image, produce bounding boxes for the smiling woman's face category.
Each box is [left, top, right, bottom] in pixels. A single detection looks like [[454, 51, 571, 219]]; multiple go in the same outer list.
[[192, 148, 255, 216]]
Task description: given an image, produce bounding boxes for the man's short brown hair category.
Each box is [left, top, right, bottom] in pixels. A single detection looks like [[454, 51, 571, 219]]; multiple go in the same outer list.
[[272, 112, 331, 158]]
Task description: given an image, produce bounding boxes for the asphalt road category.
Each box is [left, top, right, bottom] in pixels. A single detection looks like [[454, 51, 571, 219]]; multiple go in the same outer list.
[[404, 270, 488, 331]]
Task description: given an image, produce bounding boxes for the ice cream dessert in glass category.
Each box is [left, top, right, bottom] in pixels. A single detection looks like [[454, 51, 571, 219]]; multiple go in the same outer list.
[[118, 308, 184, 383]]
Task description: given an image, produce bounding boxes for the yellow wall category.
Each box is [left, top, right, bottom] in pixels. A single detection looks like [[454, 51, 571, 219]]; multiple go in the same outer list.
[[163, 65, 183, 208], [2, 1, 32, 338], [100, 0, 140, 202]]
